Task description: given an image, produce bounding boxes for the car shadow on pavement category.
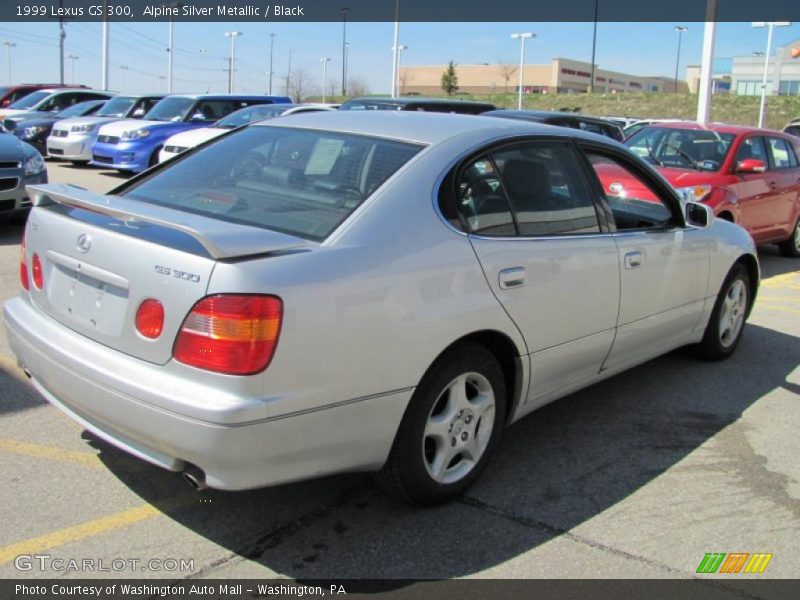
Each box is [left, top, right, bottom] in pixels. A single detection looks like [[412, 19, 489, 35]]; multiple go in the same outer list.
[[0, 363, 46, 413], [88, 317, 800, 580], [0, 222, 24, 246]]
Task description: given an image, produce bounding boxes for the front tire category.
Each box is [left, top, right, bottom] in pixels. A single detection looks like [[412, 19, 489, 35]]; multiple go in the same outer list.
[[373, 343, 506, 505], [695, 263, 750, 360], [778, 217, 800, 258]]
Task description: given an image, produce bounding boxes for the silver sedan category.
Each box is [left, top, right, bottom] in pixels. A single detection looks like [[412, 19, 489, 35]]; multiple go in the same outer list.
[[4, 112, 758, 505]]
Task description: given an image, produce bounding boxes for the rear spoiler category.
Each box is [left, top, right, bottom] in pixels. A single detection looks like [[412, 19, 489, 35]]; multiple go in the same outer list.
[[27, 183, 310, 260]]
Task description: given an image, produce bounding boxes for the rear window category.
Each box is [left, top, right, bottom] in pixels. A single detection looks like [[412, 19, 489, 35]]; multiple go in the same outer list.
[[122, 126, 423, 241], [9, 90, 50, 109]]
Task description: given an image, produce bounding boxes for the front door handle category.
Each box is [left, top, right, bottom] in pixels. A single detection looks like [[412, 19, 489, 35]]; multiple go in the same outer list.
[[499, 267, 526, 289], [624, 251, 644, 269]]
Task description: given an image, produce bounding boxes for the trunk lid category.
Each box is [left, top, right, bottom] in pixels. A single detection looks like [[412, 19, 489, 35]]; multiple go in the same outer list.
[[23, 183, 308, 365]]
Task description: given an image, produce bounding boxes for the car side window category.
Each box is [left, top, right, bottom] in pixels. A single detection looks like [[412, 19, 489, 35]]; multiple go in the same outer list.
[[586, 152, 675, 231], [490, 142, 601, 236], [766, 137, 798, 169], [578, 120, 605, 136], [456, 156, 517, 236], [734, 136, 768, 166]]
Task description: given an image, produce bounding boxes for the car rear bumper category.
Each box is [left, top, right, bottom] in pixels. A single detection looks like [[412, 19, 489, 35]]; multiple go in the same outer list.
[[90, 140, 150, 172], [47, 133, 93, 161], [4, 296, 410, 490]]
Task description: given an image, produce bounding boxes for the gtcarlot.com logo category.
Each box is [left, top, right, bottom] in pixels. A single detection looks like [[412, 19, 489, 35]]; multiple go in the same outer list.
[[696, 552, 773, 574], [14, 554, 195, 573]]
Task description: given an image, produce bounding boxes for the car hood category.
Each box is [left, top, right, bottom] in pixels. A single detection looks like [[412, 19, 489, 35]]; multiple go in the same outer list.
[[97, 119, 163, 136], [52, 115, 119, 131], [6, 111, 56, 123], [12, 117, 58, 130], [0, 133, 35, 160], [164, 127, 226, 148], [656, 167, 717, 187]]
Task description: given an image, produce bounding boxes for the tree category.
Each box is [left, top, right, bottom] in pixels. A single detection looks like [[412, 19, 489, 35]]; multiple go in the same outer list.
[[290, 67, 312, 102], [496, 60, 518, 94], [441, 61, 459, 95], [347, 76, 370, 97], [399, 69, 413, 95]]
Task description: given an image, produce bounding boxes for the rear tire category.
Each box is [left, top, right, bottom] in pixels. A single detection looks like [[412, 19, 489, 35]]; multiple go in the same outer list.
[[778, 217, 800, 258], [695, 263, 750, 360], [373, 343, 506, 505]]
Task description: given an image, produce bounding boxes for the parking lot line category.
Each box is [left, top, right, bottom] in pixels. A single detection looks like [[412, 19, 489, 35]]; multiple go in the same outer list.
[[0, 496, 192, 565], [754, 303, 800, 316], [758, 295, 800, 304], [0, 438, 103, 470], [759, 271, 800, 288]]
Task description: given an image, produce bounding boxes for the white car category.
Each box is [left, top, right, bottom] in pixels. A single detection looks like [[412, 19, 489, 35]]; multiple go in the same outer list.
[[158, 103, 336, 163]]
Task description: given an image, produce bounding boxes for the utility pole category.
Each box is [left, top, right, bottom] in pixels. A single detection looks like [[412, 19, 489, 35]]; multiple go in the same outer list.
[[68, 54, 78, 83], [321, 57, 331, 103], [3, 42, 16, 85], [674, 26, 688, 93], [119, 65, 128, 93], [268, 32, 276, 94], [58, 0, 65, 84], [101, 0, 109, 90], [341, 7, 349, 96], [224, 31, 242, 93]]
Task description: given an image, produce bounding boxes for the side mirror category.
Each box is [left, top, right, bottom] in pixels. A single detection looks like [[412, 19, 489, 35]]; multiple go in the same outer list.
[[132, 108, 145, 118], [685, 201, 713, 229], [736, 158, 766, 174], [190, 112, 206, 122]]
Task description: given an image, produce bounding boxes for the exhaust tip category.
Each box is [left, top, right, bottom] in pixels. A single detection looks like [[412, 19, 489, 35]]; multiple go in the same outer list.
[[183, 467, 207, 491]]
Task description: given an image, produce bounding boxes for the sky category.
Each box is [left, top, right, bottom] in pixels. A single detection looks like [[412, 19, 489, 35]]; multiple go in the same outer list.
[[0, 21, 798, 95]]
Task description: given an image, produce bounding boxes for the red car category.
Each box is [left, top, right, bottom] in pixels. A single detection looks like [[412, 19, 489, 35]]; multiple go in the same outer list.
[[0, 83, 87, 108], [621, 122, 800, 257]]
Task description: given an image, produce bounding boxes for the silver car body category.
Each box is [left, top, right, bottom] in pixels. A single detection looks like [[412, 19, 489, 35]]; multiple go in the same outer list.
[[5, 112, 758, 490], [47, 94, 165, 162], [0, 133, 48, 215]]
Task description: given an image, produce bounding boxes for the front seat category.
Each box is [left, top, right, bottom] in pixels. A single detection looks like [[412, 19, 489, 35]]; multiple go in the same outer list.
[[501, 159, 553, 213]]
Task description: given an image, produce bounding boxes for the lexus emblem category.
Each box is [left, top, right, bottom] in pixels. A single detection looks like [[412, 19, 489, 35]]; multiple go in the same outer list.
[[76, 233, 92, 253]]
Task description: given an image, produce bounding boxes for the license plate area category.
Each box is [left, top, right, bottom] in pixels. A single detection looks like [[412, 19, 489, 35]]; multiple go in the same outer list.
[[47, 258, 129, 337]]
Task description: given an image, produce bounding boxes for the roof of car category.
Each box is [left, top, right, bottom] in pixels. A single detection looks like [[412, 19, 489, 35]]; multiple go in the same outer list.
[[485, 109, 614, 123], [168, 94, 291, 101], [255, 109, 624, 147], [647, 121, 779, 135], [342, 96, 496, 107]]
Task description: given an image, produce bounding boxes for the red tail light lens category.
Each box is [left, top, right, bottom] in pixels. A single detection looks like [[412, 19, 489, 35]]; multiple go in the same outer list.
[[32, 253, 44, 290], [173, 295, 282, 375], [19, 235, 29, 291], [135, 299, 165, 339]]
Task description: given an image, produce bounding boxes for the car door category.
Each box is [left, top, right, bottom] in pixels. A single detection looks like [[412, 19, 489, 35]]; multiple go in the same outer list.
[[762, 136, 800, 241], [581, 145, 710, 371], [456, 139, 620, 407], [729, 135, 777, 240]]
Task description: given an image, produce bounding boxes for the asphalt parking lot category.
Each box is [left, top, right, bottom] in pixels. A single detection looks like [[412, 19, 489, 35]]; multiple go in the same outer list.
[[0, 160, 798, 582]]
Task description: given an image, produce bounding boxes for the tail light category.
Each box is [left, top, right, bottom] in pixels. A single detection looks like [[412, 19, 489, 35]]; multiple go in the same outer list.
[[20, 235, 29, 291], [173, 295, 282, 375], [32, 253, 44, 290], [135, 299, 165, 339]]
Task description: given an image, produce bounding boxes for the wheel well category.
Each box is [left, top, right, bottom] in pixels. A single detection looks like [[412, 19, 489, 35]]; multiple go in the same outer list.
[[440, 331, 523, 424], [717, 211, 734, 222], [736, 254, 759, 316]]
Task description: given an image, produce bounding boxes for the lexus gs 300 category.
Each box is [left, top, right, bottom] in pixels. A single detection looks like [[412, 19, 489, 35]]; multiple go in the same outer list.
[[5, 112, 759, 504]]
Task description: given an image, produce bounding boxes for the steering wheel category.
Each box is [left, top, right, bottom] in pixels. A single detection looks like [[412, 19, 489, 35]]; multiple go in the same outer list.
[[229, 151, 266, 180]]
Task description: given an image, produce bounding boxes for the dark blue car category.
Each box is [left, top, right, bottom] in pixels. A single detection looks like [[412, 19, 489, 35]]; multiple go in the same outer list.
[[90, 94, 291, 173]]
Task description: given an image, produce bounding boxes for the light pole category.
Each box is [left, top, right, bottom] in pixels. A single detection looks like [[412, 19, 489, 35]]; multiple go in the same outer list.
[[589, 0, 598, 93], [344, 42, 350, 95], [3, 42, 16, 85], [158, 74, 166, 91], [674, 26, 688, 93], [101, 0, 109, 90], [320, 57, 331, 103], [390, 0, 400, 98], [163, 1, 182, 94], [752, 21, 791, 128], [393, 44, 407, 95], [224, 31, 242, 93], [119, 65, 128, 93], [67, 54, 78, 83], [341, 7, 349, 96], [268, 32, 276, 94], [511, 32, 534, 110]]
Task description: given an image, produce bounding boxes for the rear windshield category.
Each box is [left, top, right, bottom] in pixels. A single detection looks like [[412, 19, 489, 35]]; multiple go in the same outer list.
[[122, 126, 424, 241], [9, 90, 50, 109], [216, 104, 293, 128], [96, 96, 136, 117]]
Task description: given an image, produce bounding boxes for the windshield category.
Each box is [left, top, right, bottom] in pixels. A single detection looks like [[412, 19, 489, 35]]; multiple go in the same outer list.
[[96, 96, 136, 118], [9, 90, 50, 109], [143, 97, 195, 122], [122, 126, 423, 241], [216, 105, 293, 128], [625, 127, 736, 172], [55, 101, 102, 119]]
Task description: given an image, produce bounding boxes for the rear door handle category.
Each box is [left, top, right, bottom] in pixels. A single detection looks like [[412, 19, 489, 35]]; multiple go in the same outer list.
[[499, 267, 526, 289], [624, 251, 643, 269]]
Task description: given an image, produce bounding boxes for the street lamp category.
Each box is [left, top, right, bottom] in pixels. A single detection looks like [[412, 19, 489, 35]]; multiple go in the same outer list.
[[393, 44, 407, 95], [341, 7, 349, 96], [674, 26, 687, 93], [67, 54, 78, 83], [510, 32, 534, 110], [3, 41, 16, 85], [320, 57, 331, 103], [344, 42, 351, 96], [224, 31, 242, 93], [268, 32, 276, 94], [390, 0, 400, 98], [752, 21, 791, 128], [119, 65, 129, 93]]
